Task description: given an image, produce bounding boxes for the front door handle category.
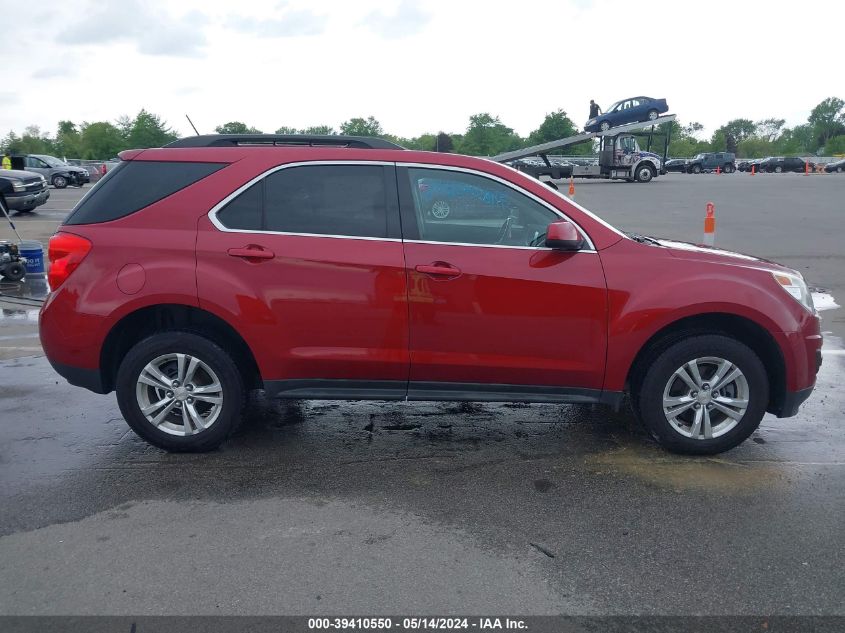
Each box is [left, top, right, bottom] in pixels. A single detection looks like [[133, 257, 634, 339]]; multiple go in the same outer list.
[[415, 263, 461, 278], [227, 246, 275, 260]]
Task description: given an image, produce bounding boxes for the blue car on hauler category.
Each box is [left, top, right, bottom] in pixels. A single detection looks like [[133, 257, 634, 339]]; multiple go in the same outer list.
[[585, 97, 669, 133]]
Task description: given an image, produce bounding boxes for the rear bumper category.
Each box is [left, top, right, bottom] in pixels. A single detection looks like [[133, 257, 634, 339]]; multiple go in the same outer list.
[[47, 358, 108, 394]]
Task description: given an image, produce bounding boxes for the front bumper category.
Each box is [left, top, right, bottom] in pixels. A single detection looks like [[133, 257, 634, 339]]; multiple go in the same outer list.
[[5, 188, 50, 211], [777, 386, 815, 418]]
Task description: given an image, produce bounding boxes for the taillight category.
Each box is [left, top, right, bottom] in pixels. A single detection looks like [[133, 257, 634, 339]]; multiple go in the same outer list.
[[47, 232, 92, 291]]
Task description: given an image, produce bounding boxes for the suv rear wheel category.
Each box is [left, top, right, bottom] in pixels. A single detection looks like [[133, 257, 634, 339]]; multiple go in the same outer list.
[[116, 331, 245, 452], [635, 335, 768, 455], [691, 164, 702, 174]]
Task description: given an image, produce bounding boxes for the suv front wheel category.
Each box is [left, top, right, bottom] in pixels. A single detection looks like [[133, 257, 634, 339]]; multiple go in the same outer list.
[[116, 331, 245, 452], [635, 335, 768, 455]]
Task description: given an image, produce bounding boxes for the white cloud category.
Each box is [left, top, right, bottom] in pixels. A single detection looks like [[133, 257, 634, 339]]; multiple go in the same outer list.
[[2, 0, 843, 141], [57, 1, 207, 57], [227, 8, 327, 38], [362, 0, 431, 38]]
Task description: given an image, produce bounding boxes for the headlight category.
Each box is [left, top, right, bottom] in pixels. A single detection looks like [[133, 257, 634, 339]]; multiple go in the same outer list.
[[773, 272, 815, 313], [10, 178, 25, 192]]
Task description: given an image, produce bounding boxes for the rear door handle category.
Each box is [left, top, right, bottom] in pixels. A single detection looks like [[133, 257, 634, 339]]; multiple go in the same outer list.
[[227, 246, 275, 260], [415, 263, 461, 278]]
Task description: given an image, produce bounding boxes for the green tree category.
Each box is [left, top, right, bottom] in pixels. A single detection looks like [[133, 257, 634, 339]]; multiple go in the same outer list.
[[126, 110, 178, 149], [775, 124, 815, 154], [737, 136, 775, 158], [808, 97, 845, 147], [1, 131, 22, 154], [435, 132, 453, 152], [79, 122, 125, 159], [527, 109, 577, 145], [755, 118, 785, 142], [301, 125, 336, 135], [457, 113, 522, 156], [714, 119, 757, 146], [275, 126, 298, 135], [709, 129, 727, 152], [339, 116, 383, 137], [824, 135, 845, 155], [55, 120, 81, 158], [215, 121, 263, 134], [15, 126, 56, 154]]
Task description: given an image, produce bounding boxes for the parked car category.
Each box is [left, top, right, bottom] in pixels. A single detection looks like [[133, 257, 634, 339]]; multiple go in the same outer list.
[[39, 133, 821, 456], [585, 97, 669, 133], [757, 156, 814, 173], [0, 169, 50, 213], [685, 152, 736, 174], [10, 154, 90, 188], [510, 157, 575, 183], [663, 158, 688, 173], [824, 158, 845, 173], [417, 175, 511, 219]]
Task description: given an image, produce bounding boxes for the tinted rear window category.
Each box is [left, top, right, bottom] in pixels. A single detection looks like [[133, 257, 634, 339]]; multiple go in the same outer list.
[[64, 161, 224, 225]]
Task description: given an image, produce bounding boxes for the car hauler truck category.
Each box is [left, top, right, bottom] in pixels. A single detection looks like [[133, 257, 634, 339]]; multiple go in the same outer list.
[[493, 115, 676, 184]]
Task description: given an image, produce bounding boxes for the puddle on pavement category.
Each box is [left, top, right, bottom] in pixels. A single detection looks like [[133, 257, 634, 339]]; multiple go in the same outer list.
[[584, 443, 788, 492]]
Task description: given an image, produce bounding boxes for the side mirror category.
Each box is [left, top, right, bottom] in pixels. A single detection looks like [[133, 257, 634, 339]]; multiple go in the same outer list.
[[545, 220, 585, 251]]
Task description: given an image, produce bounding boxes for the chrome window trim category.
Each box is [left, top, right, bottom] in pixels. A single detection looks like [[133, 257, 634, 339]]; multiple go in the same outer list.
[[397, 162, 597, 252], [207, 160, 400, 242], [207, 159, 601, 252]]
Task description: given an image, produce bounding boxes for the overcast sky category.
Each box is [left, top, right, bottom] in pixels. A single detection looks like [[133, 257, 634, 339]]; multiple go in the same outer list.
[[2, 0, 842, 141]]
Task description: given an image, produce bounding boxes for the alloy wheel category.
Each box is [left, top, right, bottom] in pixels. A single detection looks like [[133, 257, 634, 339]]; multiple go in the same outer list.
[[662, 356, 749, 440], [135, 353, 223, 436]]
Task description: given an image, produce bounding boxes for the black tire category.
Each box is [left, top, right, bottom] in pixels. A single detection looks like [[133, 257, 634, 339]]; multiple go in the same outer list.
[[774, 165, 782, 173], [635, 164, 655, 183], [52, 175, 68, 188], [1, 262, 25, 281], [635, 334, 769, 455], [724, 163, 734, 173], [647, 109, 659, 121], [599, 120, 611, 132], [116, 331, 245, 452], [691, 164, 702, 174]]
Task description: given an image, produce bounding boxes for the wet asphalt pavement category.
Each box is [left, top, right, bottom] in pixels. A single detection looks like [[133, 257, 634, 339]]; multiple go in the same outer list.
[[0, 176, 843, 615]]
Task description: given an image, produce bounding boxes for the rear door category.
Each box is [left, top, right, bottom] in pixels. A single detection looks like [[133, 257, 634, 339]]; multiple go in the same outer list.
[[196, 161, 410, 398], [397, 165, 608, 399]]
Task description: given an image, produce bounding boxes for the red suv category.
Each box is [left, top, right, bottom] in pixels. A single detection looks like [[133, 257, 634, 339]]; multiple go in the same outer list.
[[39, 134, 822, 454]]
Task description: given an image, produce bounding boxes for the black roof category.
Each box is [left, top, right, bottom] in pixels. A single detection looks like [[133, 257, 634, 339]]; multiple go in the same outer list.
[[165, 134, 404, 150]]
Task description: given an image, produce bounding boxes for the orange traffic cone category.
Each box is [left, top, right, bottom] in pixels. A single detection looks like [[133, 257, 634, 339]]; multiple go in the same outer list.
[[804, 161, 810, 176], [751, 165, 756, 176], [716, 165, 721, 175], [568, 177, 575, 198], [703, 202, 716, 246]]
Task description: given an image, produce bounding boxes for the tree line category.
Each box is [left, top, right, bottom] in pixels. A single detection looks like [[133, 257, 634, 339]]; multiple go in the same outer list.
[[2, 98, 843, 161]]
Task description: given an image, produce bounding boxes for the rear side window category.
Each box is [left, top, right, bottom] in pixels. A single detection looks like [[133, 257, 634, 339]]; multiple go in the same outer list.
[[65, 161, 224, 225], [214, 164, 393, 239]]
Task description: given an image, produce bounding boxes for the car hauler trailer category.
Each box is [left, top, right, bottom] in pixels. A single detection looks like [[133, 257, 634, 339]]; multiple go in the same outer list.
[[492, 114, 677, 184]]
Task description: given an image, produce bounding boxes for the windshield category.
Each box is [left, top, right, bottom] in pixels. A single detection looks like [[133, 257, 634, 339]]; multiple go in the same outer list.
[[693, 153, 705, 159], [36, 155, 68, 167], [606, 101, 622, 112]]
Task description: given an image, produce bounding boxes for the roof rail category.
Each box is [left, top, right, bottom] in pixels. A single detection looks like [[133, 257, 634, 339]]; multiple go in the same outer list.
[[164, 134, 405, 150]]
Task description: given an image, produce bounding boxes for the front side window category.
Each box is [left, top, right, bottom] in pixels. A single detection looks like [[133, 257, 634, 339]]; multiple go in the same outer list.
[[405, 168, 559, 248], [214, 164, 391, 239]]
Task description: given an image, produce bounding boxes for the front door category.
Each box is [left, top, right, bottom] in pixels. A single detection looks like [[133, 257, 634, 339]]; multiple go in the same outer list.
[[397, 166, 608, 399], [196, 162, 409, 398]]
